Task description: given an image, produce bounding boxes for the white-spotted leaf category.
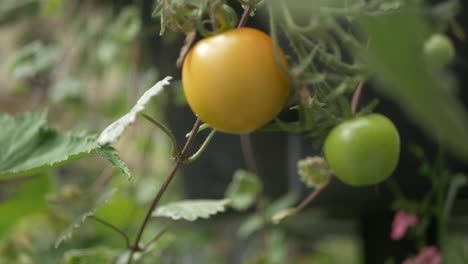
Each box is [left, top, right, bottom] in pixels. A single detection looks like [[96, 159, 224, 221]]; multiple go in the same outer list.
[[153, 199, 230, 221], [97, 76, 172, 146]]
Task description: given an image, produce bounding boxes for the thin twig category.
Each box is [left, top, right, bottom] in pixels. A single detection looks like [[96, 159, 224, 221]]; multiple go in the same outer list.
[[293, 187, 323, 214], [141, 221, 173, 250], [90, 216, 131, 249], [85, 165, 114, 197], [351, 81, 364, 114], [127, 118, 202, 264], [237, 5, 252, 28], [185, 129, 216, 163]]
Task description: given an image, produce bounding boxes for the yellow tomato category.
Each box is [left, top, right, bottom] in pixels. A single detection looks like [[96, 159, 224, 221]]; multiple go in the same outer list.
[[182, 27, 290, 134]]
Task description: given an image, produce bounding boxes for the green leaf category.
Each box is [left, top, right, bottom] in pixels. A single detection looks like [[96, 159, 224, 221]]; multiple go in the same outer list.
[[60, 247, 118, 264], [9, 41, 60, 79], [238, 192, 299, 238], [54, 188, 118, 248], [0, 111, 99, 180], [48, 78, 84, 103], [40, 0, 66, 16], [97, 145, 131, 179], [237, 215, 263, 238], [97, 76, 173, 146], [378, 0, 402, 11], [245, 255, 280, 264], [153, 199, 231, 221], [358, 4, 468, 162], [0, 174, 52, 237], [267, 229, 287, 262], [110, 7, 142, 42], [265, 192, 299, 217], [225, 169, 261, 211]]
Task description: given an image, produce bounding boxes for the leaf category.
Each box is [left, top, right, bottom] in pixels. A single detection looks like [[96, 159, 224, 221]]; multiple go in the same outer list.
[[237, 192, 299, 238], [265, 192, 300, 217], [0, 111, 99, 180], [0, 174, 52, 237], [9, 41, 60, 79], [110, 7, 142, 42], [237, 215, 263, 238], [60, 247, 118, 264], [97, 145, 131, 179], [358, 4, 468, 162], [225, 169, 261, 211], [54, 188, 118, 248], [97, 76, 173, 146], [40, 0, 66, 17], [48, 78, 84, 103], [153, 199, 231, 221]]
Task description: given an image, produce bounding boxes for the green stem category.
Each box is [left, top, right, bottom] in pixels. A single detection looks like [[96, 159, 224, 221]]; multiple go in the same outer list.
[[184, 129, 217, 163], [139, 113, 178, 157], [327, 18, 361, 51], [141, 221, 173, 250], [297, 34, 366, 76], [439, 174, 467, 251], [127, 118, 202, 264], [185, 123, 210, 138], [90, 216, 131, 249]]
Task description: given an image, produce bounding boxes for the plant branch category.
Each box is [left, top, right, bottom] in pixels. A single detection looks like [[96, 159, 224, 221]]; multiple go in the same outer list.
[[293, 187, 323, 213], [240, 135, 259, 175], [141, 221, 173, 250], [127, 118, 202, 264], [185, 129, 216, 163], [237, 5, 252, 28], [90, 216, 131, 249], [351, 81, 364, 114], [185, 123, 210, 138]]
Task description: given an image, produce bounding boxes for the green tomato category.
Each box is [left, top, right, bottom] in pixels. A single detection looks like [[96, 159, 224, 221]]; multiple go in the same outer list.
[[324, 114, 400, 186], [423, 34, 455, 68]]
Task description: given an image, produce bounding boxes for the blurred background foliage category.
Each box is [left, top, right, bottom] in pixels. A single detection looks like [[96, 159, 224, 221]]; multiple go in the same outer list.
[[0, 0, 467, 263]]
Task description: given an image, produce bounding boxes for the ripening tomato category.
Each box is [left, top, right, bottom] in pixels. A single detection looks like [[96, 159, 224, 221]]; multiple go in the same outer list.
[[182, 27, 289, 134], [324, 114, 400, 186]]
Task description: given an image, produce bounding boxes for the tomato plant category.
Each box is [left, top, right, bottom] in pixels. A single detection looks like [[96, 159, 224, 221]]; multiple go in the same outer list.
[[182, 27, 289, 134], [324, 114, 400, 186]]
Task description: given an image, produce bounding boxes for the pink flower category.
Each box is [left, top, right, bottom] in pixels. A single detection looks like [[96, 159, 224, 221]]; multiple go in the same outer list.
[[391, 210, 419, 240], [402, 246, 442, 264]]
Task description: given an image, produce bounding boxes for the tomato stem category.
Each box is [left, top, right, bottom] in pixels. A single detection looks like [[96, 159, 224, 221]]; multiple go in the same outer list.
[[127, 118, 202, 264], [293, 187, 324, 214], [237, 5, 252, 28], [90, 215, 131, 249]]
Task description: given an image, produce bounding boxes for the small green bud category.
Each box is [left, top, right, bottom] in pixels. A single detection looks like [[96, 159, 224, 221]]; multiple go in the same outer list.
[[297, 156, 331, 188], [423, 34, 455, 68]]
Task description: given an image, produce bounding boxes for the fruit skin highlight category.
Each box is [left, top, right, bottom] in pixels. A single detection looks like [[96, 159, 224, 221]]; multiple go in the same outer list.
[[324, 114, 400, 187], [182, 27, 290, 134], [423, 34, 455, 68]]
